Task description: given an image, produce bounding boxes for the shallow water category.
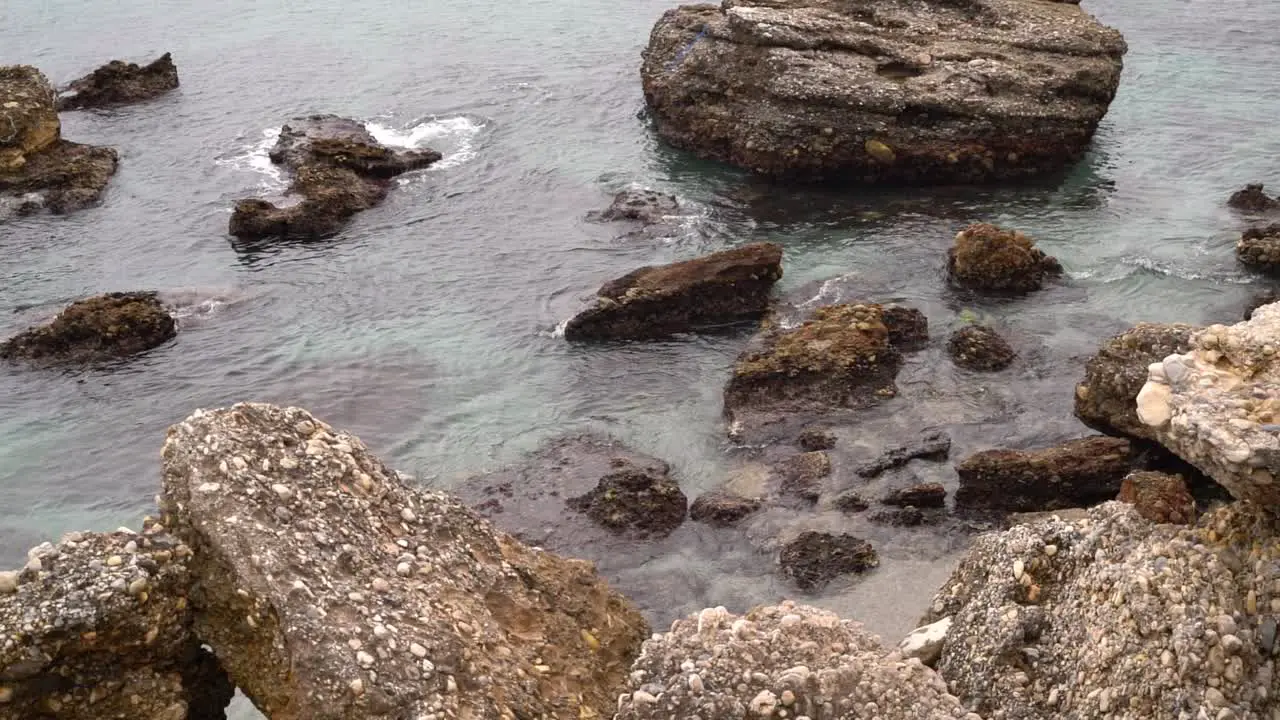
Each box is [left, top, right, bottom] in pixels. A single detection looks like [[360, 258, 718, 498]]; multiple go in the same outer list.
[[3, 0, 1280, 712]]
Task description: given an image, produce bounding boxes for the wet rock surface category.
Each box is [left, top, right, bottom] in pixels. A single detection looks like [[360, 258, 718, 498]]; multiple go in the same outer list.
[[56, 53, 179, 111], [564, 242, 783, 341], [229, 115, 440, 239], [688, 491, 762, 527], [856, 430, 951, 478], [796, 426, 836, 451], [1228, 183, 1280, 213], [884, 482, 948, 509], [640, 0, 1125, 183], [566, 457, 688, 535], [616, 602, 978, 719], [955, 436, 1132, 512], [947, 223, 1062, 294], [774, 450, 831, 504], [0, 292, 177, 364], [0, 526, 233, 720], [1117, 471, 1196, 524], [947, 325, 1016, 371], [0, 66, 60, 169], [1237, 223, 1280, 273], [160, 403, 648, 720], [778, 530, 878, 591], [593, 187, 681, 225], [1074, 322, 1197, 440]]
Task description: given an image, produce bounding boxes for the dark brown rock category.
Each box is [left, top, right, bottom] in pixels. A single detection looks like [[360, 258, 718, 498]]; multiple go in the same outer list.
[[796, 426, 836, 451], [1, 292, 176, 364], [947, 325, 1016, 371], [1237, 224, 1280, 274], [564, 243, 783, 341], [1074, 323, 1197, 440], [834, 491, 871, 514], [1245, 290, 1279, 320], [1117, 471, 1196, 525], [883, 482, 947, 508], [567, 458, 689, 536], [882, 305, 930, 351], [778, 531, 878, 591], [955, 436, 1132, 512], [947, 223, 1062, 294], [594, 188, 680, 225], [869, 507, 927, 527], [775, 451, 831, 503], [1228, 184, 1280, 213], [856, 431, 951, 478], [56, 53, 179, 111], [688, 491, 762, 527]]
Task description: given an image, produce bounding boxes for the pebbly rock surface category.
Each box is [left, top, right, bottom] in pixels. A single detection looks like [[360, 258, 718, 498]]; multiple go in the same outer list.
[[924, 501, 1280, 719], [639, 0, 1125, 183], [856, 430, 951, 478], [1136, 304, 1280, 508], [947, 325, 1015, 371], [0, 66, 60, 169], [56, 53, 179, 111], [1117, 471, 1196, 525], [564, 242, 783, 341], [947, 223, 1062, 294], [566, 457, 688, 536], [954, 436, 1132, 512], [0, 525, 233, 720], [774, 450, 831, 504], [1, 292, 177, 364], [778, 530, 878, 591], [229, 115, 440, 240], [159, 403, 648, 720], [1237, 223, 1280, 274], [616, 602, 981, 719], [1075, 322, 1197, 440], [1228, 183, 1280, 213]]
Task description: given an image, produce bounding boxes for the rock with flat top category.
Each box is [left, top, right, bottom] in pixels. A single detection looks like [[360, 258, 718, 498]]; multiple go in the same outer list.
[[56, 53, 179, 111], [955, 436, 1131, 512], [1, 292, 176, 365], [1074, 322, 1197, 440]]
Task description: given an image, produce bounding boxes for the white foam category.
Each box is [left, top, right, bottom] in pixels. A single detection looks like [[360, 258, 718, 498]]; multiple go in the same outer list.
[[550, 319, 569, 339], [216, 128, 286, 190], [367, 116, 485, 171]]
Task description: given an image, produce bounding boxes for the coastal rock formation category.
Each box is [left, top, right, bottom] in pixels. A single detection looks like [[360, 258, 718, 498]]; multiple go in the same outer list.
[[160, 403, 648, 720], [0, 66, 59, 168], [688, 490, 762, 526], [0, 526, 233, 720], [639, 0, 1125, 183], [616, 603, 978, 719], [1228, 183, 1280, 213], [947, 325, 1016, 371], [1245, 289, 1280, 320], [1075, 322, 1197, 439], [925, 502, 1280, 719], [955, 436, 1131, 512], [1, 292, 177, 364], [564, 242, 783, 341], [56, 53, 179, 111], [778, 530, 878, 590], [884, 482, 947, 508], [1136, 304, 1280, 507], [856, 430, 951, 478], [947, 223, 1062, 293], [229, 115, 440, 239], [774, 450, 831, 503], [567, 457, 688, 535], [796, 426, 836, 451], [593, 187, 680, 225], [1237, 223, 1280, 273], [1117, 471, 1196, 524]]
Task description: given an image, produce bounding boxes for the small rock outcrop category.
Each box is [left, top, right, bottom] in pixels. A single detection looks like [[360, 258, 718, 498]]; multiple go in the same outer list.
[[640, 0, 1125, 183], [616, 603, 978, 720], [0, 66, 59, 169], [0, 527, 233, 719], [1237, 223, 1280, 274], [955, 436, 1132, 512], [947, 325, 1016, 371], [1117, 471, 1196, 524], [947, 223, 1062, 293], [884, 482, 947, 508], [56, 53, 179, 111], [1136, 304, 1280, 508], [796, 426, 836, 451], [856, 430, 952, 478], [688, 491, 762, 526], [564, 242, 783, 341], [774, 450, 831, 503], [567, 458, 688, 535], [593, 188, 680, 225], [1228, 183, 1280, 213], [1074, 322, 1197, 439], [778, 531, 878, 591], [1, 292, 177, 364], [229, 115, 440, 239], [160, 403, 648, 720]]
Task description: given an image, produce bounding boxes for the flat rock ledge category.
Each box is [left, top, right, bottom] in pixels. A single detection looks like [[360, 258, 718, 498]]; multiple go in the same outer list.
[[159, 402, 648, 719], [955, 436, 1132, 512]]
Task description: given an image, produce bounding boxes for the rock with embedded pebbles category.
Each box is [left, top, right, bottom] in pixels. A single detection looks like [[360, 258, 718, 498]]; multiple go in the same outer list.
[[1074, 322, 1197, 440], [1237, 224, 1280, 274]]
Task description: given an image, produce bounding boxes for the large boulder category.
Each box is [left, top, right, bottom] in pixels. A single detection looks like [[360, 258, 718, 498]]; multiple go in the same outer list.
[[924, 501, 1280, 719], [1136, 304, 1280, 508], [564, 242, 783, 340], [159, 403, 648, 720], [0, 66, 60, 170], [0, 525, 233, 720], [56, 53, 179, 111], [954, 436, 1132, 512], [616, 602, 980, 719], [1074, 322, 1197, 440], [229, 115, 440, 240], [1, 292, 177, 364], [1236, 223, 1280, 274], [947, 223, 1062, 293], [639, 0, 1126, 183]]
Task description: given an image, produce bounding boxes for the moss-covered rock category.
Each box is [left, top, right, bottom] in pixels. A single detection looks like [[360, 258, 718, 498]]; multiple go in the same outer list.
[[947, 223, 1062, 293], [1, 292, 176, 364], [947, 324, 1016, 370]]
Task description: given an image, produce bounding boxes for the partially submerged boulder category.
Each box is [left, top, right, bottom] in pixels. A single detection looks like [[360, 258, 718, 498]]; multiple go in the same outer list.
[[947, 325, 1016, 371], [160, 403, 648, 719], [954, 436, 1131, 512], [229, 115, 440, 239], [856, 430, 951, 478], [1227, 183, 1280, 213], [567, 457, 688, 535], [1, 292, 177, 364], [56, 53, 179, 111], [778, 530, 878, 591], [688, 490, 762, 527], [1117, 471, 1195, 524], [1074, 322, 1197, 440], [0, 526, 233, 719], [796, 426, 836, 451], [1236, 223, 1280, 273], [947, 223, 1062, 293], [593, 187, 680, 225], [564, 242, 783, 340], [640, 0, 1126, 183]]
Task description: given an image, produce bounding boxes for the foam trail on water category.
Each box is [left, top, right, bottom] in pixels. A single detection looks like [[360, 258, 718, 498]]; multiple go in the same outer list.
[[367, 116, 485, 170], [216, 128, 285, 190]]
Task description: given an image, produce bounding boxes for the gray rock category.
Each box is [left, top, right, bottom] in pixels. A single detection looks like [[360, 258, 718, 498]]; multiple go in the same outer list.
[[899, 616, 951, 667]]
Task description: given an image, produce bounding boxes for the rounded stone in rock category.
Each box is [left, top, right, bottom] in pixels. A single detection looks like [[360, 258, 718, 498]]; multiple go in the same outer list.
[[0, 571, 18, 594]]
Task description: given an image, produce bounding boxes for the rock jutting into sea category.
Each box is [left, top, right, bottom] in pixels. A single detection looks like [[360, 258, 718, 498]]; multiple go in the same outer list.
[[55, 53, 179, 111], [639, 0, 1126, 182], [1074, 322, 1197, 440], [954, 436, 1132, 512], [1237, 223, 1280, 274], [1228, 183, 1280, 213], [0, 292, 177, 364], [947, 223, 1062, 294]]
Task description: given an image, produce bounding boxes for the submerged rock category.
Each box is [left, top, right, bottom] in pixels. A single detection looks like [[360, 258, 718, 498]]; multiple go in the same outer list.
[[229, 115, 440, 240], [616, 603, 975, 719], [796, 426, 836, 451], [1117, 471, 1195, 524], [567, 457, 688, 535], [639, 0, 1125, 183], [947, 223, 1062, 293], [56, 53, 179, 111], [1, 292, 177, 364], [593, 187, 681, 225], [688, 490, 762, 527], [778, 530, 878, 590], [856, 430, 952, 478], [955, 436, 1132, 512], [774, 450, 831, 503], [833, 490, 871, 514], [0, 526, 233, 720], [947, 325, 1016, 371], [564, 242, 783, 341], [1074, 322, 1197, 440], [1237, 223, 1280, 273], [884, 482, 947, 508], [1227, 183, 1280, 213], [160, 403, 648, 720]]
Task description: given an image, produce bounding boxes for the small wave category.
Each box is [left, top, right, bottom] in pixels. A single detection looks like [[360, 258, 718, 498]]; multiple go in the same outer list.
[[549, 319, 569, 339], [216, 128, 285, 190], [367, 116, 485, 171], [1116, 256, 1254, 285]]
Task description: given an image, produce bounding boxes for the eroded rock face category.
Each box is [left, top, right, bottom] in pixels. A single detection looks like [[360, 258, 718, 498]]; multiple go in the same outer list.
[[947, 325, 1016, 371], [925, 502, 1280, 719], [884, 482, 947, 508], [0, 66, 60, 169], [564, 242, 783, 340], [594, 188, 681, 225], [856, 431, 951, 478], [56, 53, 179, 111], [1237, 223, 1280, 273], [778, 531, 878, 591], [567, 457, 688, 535], [954, 436, 1132, 512], [1228, 183, 1280, 213], [1, 292, 177, 364], [616, 603, 978, 719], [160, 403, 648, 720], [1117, 471, 1196, 524], [947, 223, 1062, 293], [1074, 322, 1197, 440], [0, 526, 233, 720], [229, 115, 440, 239], [1136, 304, 1280, 508], [640, 0, 1125, 183]]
